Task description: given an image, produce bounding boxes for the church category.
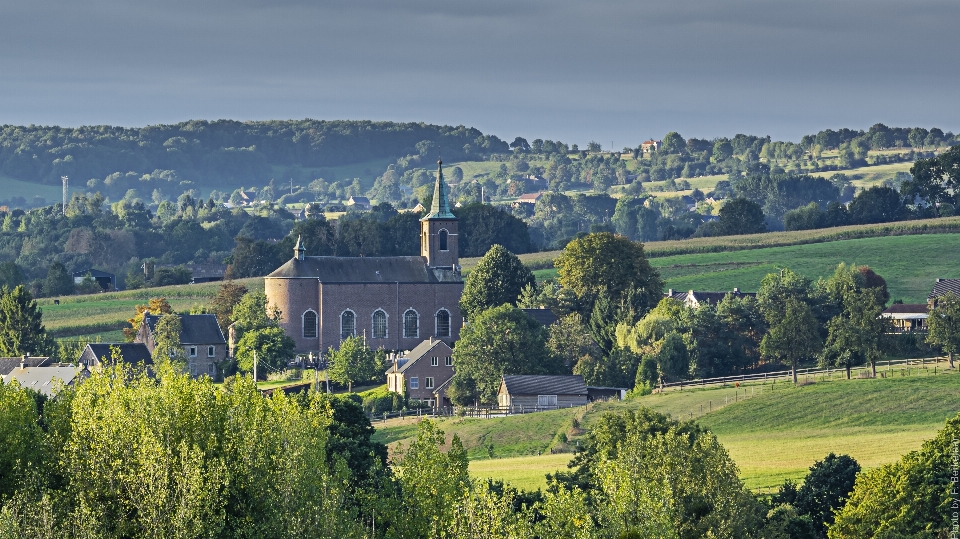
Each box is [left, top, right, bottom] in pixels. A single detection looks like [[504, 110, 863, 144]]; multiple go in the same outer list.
[[265, 160, 464, 354]]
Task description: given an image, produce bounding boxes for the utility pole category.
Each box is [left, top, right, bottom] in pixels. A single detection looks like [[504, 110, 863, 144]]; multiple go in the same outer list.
[[253, 350, 257, 386], [61, 176, 68, 215]]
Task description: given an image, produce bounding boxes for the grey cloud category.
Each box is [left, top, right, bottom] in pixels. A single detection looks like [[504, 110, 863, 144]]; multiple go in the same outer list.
[[0, 0, 957, 144]]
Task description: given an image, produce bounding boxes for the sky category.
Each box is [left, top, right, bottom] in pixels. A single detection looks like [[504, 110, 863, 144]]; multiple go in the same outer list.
[[2, 0, 958, 147]]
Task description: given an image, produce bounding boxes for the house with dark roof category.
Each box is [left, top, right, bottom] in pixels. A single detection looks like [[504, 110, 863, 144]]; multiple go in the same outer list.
[[80, 343, 154, 370], [157, 263, 227, 284], [385, 337, 455, 407], [929, 278, 960, 307], [521, 308, 559, 327], [265, 161, 464, 353], [136, 314, 228, 380], [72, 269, 116, 291], [881, 304, 929, 332], [665, 288, 755, 309], [347, 196, 372, 210], [0, 356, 52, 376], [498, 375, 588, 412]]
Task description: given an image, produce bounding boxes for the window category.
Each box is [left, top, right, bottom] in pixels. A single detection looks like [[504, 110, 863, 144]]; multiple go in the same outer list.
[[189, 346, 197, 357], [439, 229, 448, 251], [189, 362, 197, 376], [431, 356, 439, 366], [425, 377, 434, 389], [303, 310, 318, 339], [410, 377, 419, 390], [403, 309, 419, 339], [445, 356, 453, 367], [208, 363, 216, 376], [340, 310, 355, 340], [208, 346, 216, 357], [388, 376, 394, 391], [436, 309, 451, 337], [537, 395, 558, 407], [372, 310, 388, 339]]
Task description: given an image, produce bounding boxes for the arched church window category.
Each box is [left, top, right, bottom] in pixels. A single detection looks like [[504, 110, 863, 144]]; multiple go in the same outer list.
[[435, 309, 450, 338], [403, 309, 419, 339], [372, 310, 388, 339], [439, 229, 448, 251], [340, 310, 355, 340], [303, 310, 318, 339]]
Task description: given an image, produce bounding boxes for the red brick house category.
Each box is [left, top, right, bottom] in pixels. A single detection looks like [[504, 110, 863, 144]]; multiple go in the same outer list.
[[385, 337, 455, 407], [266, 160, 464, 354]]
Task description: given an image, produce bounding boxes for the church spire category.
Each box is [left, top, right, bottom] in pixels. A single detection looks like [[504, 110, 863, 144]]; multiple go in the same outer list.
[[421, 159, 455, 220]]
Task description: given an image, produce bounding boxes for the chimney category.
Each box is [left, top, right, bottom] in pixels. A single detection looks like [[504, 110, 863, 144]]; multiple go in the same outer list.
[[937, 278, 943, 283], [733, 287, 740, 294], [668, 289, 674, 296]]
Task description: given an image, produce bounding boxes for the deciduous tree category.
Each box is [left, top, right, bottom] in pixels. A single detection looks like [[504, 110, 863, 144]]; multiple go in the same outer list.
[[927, 291, 960, 368], [459, 245, 534, 321]]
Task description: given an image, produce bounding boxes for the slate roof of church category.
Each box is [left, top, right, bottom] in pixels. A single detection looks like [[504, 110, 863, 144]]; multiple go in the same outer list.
[[268, 256, 462, 282], [143, 314, 226, 344], [500, 375, 588, 396]]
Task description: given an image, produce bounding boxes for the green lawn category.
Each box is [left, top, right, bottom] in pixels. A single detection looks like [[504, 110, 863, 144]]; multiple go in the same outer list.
[[650, 233, 960, 303], [380, 369, 959, 492], [41, 278, 264, 339]]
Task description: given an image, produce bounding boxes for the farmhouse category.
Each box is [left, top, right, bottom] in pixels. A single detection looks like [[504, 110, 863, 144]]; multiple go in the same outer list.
[[641, 139, 662, 153], [136, 314, 228, 380], [265, 161, 464, 354], [72, 269, 116, 291], [666, 288, 755, 309], [514, 192, 544, 205], [497, 374, 588, 412], [346, 196, 372, 210], [881, 304, 929, 332], [385, 337, 454, 407]]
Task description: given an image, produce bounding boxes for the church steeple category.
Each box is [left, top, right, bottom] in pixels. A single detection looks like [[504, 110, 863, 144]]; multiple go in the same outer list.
[[419, 159, 458, 269], [421, 159, 455, 220]]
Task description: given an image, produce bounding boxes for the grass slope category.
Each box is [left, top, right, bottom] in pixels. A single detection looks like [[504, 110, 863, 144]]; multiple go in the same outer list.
[[652, 233, 960, 303], [42, 278, 264, 339], [375, 369, 959, 491]]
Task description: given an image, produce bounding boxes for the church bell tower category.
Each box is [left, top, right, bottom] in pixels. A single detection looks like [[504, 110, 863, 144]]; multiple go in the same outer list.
[[420, 159, 458, 269]]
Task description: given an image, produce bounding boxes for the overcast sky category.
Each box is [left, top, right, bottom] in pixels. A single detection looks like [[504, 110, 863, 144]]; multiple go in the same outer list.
[[2, 0, 958, 146]]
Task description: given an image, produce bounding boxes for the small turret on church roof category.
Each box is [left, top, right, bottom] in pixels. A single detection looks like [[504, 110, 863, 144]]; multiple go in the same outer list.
[[420, 159, 456, 221], [294, 235, 305, 261]]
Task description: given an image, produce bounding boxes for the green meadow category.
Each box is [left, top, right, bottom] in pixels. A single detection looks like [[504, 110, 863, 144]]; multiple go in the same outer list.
[[376, 367, 959, 491]]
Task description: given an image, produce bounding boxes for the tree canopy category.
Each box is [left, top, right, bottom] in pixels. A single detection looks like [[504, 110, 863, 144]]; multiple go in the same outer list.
[[458, 245, 534, 321]]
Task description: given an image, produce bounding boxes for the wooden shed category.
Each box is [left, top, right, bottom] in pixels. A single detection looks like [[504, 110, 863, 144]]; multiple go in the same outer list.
[[497, 375, 588, 412]]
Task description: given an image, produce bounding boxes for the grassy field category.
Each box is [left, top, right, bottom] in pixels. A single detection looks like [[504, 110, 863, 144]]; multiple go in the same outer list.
[[651, 233, 960, 303], [532, 233, 960, 303], [811, 161, 915, 188], [376, 367, 959, 491], [41, 277, 264, 338]]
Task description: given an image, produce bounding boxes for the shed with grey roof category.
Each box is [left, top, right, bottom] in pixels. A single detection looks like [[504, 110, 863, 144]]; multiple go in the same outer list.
[[498, 374, 588, 412], [0, 356, 52, 376]]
